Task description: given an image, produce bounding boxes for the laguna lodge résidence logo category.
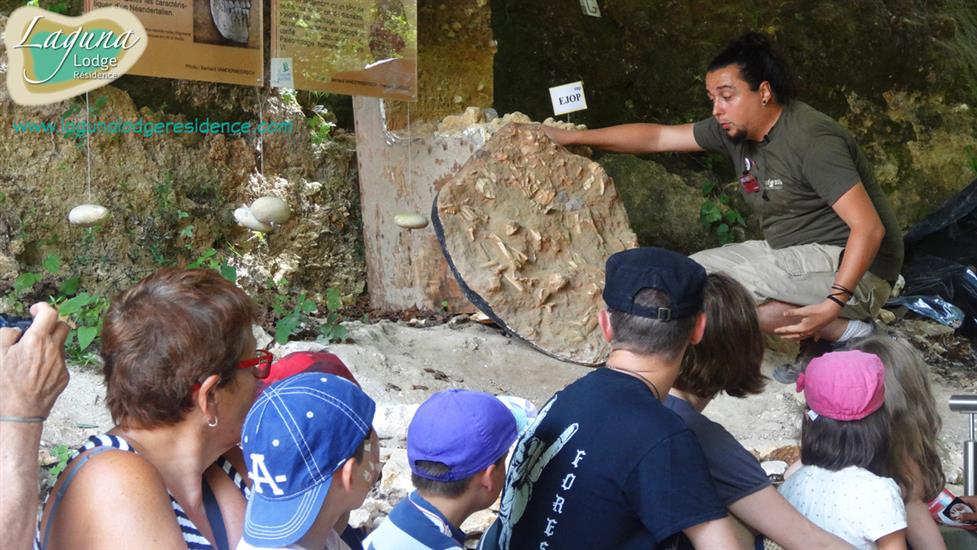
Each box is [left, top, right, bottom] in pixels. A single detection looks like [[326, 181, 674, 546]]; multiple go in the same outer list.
[[4, 6, 147, 105]]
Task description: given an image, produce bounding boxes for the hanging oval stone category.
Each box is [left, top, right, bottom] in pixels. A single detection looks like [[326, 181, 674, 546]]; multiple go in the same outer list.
[[67, 204, 109, 226], [234, 206, 273, 232], [394, 213, 429, 229], [250, 196, 291, 225]]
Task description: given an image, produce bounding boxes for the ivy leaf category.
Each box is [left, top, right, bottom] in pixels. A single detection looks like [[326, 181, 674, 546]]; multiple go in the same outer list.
[[58, 293, 93, 316], [700, 202, 722, 224], [724, 209, 742, 224], [219, 263, 237, 283], [59, 276, 81, 296], [189, 248, 218, 269], [300, 297, 317, 315], [326, 287, 342, 313], [42, 253, 61, 275], [76, 326, 98, 352], [275, 314, 301, 344], [14, 272, 41, 294]]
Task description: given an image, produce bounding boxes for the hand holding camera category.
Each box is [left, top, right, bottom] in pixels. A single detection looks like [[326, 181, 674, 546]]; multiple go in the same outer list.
[[0, 303, 70, 423]]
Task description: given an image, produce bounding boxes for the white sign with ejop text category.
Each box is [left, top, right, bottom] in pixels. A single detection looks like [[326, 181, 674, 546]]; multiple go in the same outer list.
[[549, 81, 587, 116]]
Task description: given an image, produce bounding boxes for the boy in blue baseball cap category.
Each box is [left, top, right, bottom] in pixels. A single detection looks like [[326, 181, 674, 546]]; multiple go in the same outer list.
[[239, 372, 380, 550], [364, 389, 518, 549]]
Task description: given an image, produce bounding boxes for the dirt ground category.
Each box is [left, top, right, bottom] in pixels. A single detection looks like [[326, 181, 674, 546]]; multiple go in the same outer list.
[[39, 316, 974, 539]]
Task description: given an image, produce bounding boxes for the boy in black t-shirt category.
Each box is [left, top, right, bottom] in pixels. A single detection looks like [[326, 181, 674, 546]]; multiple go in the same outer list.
[[479, 247, 742, 549]]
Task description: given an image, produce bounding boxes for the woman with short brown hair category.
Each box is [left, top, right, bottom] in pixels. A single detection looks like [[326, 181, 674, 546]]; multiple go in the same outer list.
[[37, 268, 270, 550]]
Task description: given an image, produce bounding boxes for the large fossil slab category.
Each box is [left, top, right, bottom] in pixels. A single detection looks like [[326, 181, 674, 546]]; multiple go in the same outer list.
[[433, 123, 637, 365]]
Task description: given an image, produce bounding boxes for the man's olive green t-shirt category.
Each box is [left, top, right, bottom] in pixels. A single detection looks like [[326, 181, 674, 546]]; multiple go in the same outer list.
[[692, 101, 903, 282]]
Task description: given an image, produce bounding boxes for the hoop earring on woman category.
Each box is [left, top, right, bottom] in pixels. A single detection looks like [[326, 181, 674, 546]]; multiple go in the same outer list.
[[207, 416, 219, 428]]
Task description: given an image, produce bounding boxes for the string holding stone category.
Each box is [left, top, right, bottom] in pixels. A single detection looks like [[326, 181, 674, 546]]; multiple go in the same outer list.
[[68, 91, 109, 227]]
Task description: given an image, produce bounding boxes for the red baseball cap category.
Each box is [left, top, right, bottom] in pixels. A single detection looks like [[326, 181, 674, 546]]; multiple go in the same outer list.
[[258, 351, 359, 393], [796, 350, 885, 421]]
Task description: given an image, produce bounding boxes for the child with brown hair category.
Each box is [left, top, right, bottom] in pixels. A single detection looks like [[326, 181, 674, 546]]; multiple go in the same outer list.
[[850, 336, 947, 549], [669, 273, 851, 549], [780, 350, 907, 549]]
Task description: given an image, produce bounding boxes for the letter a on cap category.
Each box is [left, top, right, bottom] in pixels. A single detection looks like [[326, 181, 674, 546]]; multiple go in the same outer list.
[[249, 453, 286, 495]]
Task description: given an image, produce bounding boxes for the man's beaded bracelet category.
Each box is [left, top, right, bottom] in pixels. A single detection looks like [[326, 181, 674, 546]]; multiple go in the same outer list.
[[830, 283, 854, 297], [826, 294, 847, 308]]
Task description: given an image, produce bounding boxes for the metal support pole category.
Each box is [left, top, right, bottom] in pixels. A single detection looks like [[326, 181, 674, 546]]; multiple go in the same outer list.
[[966, 440, 976, 496], [949, 395, 977, 495]]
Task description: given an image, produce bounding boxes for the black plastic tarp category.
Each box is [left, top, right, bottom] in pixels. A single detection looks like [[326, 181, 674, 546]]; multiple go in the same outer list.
[[896, 178, 977, 337]]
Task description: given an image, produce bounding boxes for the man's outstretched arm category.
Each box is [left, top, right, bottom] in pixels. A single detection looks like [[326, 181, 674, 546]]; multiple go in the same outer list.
[[542, 122, 703, 154]]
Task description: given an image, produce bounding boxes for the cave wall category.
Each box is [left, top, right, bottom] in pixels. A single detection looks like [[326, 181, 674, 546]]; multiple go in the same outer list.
[[491, 0, 977, 229], [0, 8, 365, 309]]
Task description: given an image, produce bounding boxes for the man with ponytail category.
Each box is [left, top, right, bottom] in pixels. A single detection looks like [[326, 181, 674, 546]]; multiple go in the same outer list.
[[544, 32, 902, 356]]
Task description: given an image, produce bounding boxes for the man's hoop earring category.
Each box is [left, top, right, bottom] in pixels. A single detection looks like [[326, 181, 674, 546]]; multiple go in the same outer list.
[[207, 416, 219, 428], [762, 99, 768, 106]]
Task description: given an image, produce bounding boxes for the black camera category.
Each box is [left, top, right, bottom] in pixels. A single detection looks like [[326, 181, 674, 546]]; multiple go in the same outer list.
[[0, 313, 33, 333]]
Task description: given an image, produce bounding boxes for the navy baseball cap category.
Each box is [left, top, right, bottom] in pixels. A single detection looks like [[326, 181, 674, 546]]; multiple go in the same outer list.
[[408, 390, 518, 482], [241, 372, 376, 547], [602, 247, 706, 321]]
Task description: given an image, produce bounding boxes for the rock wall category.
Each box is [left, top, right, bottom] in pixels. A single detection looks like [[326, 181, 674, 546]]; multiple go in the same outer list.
[[0, 13, 365, 306], [490, 0, 977, 228], [384, 0, 494, 130], [598, 153, 762, 254]]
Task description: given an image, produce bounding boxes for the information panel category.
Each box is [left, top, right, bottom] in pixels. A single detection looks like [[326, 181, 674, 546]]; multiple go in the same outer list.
[[86, 0, 263, 86], [272, 0, 416, 100]]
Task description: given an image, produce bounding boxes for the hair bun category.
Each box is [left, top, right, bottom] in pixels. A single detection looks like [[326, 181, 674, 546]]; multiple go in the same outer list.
[[739, 32, 771, 50]]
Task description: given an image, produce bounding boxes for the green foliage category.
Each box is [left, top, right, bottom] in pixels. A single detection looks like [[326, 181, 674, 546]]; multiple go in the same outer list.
[[307, 115, 334, 145], [280, 88, 298, 104], [965, 145, 977, 177], [699, 180, 747, 245], [269, 283, 348, 345], [6, 253, 108, 363], [54, 291, 109, 360], [10, 252, 59, 297], [47, 444, 73, 485], [274, 291, 317, 345], [13, 272, 42, 295], [44, 0, 70, 15], [187, 247, 237, 283], [42, 252, 60, 274], [317, 287, 348, 343]]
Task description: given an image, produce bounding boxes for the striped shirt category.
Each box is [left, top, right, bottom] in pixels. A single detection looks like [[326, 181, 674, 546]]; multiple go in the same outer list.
[[35, 433, 249, 550], [364, 491, 466, 550]]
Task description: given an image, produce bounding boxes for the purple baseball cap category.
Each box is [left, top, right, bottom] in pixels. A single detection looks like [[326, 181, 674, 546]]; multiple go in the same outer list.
[[241, 372, 375, 547], [796, 350, 885, 421], [408, 389, 518, 481]]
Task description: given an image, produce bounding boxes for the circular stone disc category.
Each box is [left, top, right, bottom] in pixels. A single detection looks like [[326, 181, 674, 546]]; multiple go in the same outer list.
[[433, 123, 637, 365]]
